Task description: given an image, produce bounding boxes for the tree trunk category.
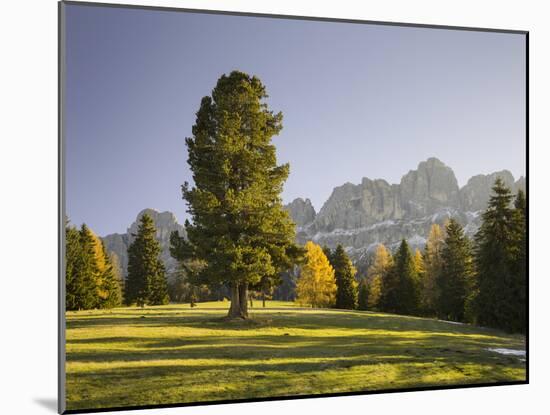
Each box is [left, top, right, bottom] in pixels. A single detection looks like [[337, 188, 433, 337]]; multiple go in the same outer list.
[[227, 282, 249, 319], [239, 283, 249, 318], [262, 291, 266, 308]]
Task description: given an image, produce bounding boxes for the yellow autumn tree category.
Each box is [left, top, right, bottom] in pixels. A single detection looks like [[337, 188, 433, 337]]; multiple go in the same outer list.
[[296, 241, 336, 308], [367, 244, 392, 310], [421, 224, 445, 315], [88, 230, 109, 301], [413, 248, 424, 275], [81, 226, 122, 308]]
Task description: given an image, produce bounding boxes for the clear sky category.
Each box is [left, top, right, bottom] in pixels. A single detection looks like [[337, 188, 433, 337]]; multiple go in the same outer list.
[[65, 4, 526, 236]]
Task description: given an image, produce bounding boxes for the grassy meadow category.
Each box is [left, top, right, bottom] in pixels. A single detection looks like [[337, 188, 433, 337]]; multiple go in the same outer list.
[[65, 301, 526, 411]]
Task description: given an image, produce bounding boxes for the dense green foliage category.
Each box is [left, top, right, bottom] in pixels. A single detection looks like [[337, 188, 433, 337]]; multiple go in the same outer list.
[[436, 219, 473, 322], [326, 245, 358, 309], [474, 179, 527, 333], [65, 222, 122, 310], [125, 213, 168, 307], [357, 278, 369, 310], [380, 240, 420, 315], [171, 71, 301, 318]]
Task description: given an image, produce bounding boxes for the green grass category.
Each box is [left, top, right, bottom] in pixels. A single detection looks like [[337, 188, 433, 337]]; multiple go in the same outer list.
[[65, 301, 526, 411]]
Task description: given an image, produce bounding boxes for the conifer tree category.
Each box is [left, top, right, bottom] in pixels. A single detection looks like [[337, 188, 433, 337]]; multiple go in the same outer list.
[[97, 248, 123, 309], [296, 241, 337, 308], [109, 252, 124, 300], [126, 213, 168, 307], [66, 221, 122, 310], [331, 244, 358, 309], [172, 71, 301, 319], [322, 246, 333, 263], [65, 222, 84, 311], [357, 278, 369, 311], [75, 224, 101, 310], [381, 240, 419, 315], [421, 224, 445, 315], [436, 219, 473, 322], [510, 190, 527, 332], [367, 244, 392, 310], [474, 178, 524, 332]]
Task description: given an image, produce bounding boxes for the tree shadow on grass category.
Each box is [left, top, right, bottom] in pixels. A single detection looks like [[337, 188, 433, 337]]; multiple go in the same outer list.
[[66, 353, 525, 411], [66, 330, 525, 369]]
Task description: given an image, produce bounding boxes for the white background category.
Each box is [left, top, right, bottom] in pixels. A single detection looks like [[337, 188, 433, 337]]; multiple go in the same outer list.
[[0, 0, 547, 414]]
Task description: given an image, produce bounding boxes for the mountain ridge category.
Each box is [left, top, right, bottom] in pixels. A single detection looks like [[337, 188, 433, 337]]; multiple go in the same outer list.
[[101, 158, 525, 277]]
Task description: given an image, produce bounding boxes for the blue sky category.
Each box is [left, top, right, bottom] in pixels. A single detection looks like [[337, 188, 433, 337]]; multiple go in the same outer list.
[[65, 4, 526, 236]]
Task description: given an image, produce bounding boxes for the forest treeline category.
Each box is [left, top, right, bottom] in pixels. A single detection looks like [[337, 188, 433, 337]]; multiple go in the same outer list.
[[65, 213, 169, 310], [271, 178, 526, 333], [65, 179, 526, 333], [65, 224, 123, 310], [357, 178, 526, 333]]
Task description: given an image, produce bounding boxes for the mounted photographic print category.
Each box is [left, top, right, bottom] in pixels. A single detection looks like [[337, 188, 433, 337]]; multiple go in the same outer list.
[[59, 1, 528, 413]]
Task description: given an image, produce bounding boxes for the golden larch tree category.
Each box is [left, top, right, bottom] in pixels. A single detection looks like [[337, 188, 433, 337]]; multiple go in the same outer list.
[[296, 241, 336, 308], [421, 223, 445, 315], [367, 244, 393, 310]]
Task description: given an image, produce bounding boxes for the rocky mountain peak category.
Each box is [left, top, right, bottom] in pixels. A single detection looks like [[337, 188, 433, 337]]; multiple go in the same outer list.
[[399, 157, 460, 217], [284, 198, 316, 227]]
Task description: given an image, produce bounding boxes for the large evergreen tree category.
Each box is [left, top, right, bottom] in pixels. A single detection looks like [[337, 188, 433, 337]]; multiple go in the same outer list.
[[73, 224, 101, 310], [331, 244, 358, 309], [126, 213, 168, 307], [65, 223, 87, 310], [296, 241, 337, 308], [381, 240, 419, 315], [474, 178, 525, 332], [436, 219, 473, 322], [510, 190, 527, 332], [172, 71, 301, 319]]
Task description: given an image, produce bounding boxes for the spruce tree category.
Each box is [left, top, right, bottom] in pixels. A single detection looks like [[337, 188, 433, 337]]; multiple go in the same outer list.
[[474, 178, 523, 332], [296, 241, 337, 308], [126, 213, 168, 307], [76, 224, 101, 310], [357, 278, 369, 311], [172, 71, 301, 319], [436, 219, 473, 322], [331, 244, 358, 309], [381, 240, 419, 315], [65, 222, 83, 311], [322, 246, 333, 263], [509, 190, 527, 332]]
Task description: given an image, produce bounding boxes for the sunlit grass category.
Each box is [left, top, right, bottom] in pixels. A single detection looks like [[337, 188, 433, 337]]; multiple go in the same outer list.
[[65, 301, 526, 410]]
